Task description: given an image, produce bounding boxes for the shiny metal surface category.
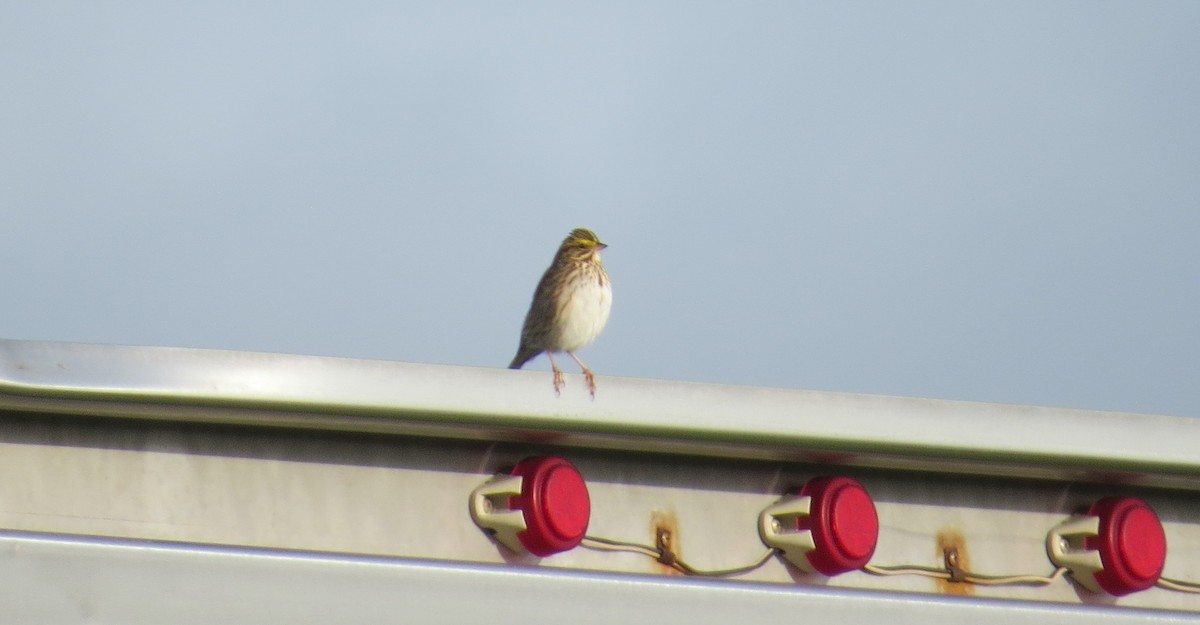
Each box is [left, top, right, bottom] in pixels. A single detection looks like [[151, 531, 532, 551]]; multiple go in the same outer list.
[[2, 530, 1193, 625], [2, 338, 1198, 488], [3, 339, 1199, 618]]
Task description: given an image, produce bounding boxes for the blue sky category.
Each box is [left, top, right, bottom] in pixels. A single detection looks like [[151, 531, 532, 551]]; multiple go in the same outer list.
[[2, 2, 1197, 417]]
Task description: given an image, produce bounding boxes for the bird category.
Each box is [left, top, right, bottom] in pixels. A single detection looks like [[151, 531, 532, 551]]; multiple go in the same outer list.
[[509, 227, 612, 398]]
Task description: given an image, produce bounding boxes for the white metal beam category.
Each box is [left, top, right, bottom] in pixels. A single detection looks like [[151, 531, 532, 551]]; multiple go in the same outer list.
[[1, 531, 1192, 625], [2, 339, 1197, 487]]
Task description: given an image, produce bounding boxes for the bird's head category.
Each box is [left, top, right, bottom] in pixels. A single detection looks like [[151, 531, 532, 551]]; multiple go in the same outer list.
[[559, 228, 608, 259]]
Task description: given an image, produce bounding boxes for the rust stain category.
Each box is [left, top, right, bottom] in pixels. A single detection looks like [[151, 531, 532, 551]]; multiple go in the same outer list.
[[935, 528, 974, 596], [651, 509, 683, 576]]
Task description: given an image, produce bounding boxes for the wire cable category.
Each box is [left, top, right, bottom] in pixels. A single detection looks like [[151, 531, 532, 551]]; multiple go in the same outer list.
[[962, 567, 1068, 586], [671, 548, 778, 577], [863, 563, 951, 580], [1158, 577, 1200, 594], [586, 536, 1074, 586], [864, 564, 1069, 587], [581, 535, 777, 577], [579, 536, 661, 559], [586, 536, 1200, 594]]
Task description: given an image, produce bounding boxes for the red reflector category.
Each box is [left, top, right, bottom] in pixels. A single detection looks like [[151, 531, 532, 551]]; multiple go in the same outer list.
[[1086, 497, 1166, 596], [512, 456, 591, 556], [798, 476, 880, 575]]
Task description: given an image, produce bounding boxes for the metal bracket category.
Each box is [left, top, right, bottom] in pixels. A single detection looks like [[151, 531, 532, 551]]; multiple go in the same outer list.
[[758, 495, 816, 571], [469, 474, 528, 553], [1046, 515, 1104, 592]]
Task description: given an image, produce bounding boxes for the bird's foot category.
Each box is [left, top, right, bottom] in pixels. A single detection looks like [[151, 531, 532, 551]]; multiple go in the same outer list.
[[552, 368, 565, 397], [582, 368, 597, 400]]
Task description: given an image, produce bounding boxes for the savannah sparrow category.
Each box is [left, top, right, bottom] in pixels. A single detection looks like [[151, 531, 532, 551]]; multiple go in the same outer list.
[[509, 228, 612, 398]]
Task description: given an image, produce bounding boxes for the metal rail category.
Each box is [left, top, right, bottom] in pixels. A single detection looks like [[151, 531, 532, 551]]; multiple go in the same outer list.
[[2, 530, 1193, 625], [2, 338, 1197, 489]]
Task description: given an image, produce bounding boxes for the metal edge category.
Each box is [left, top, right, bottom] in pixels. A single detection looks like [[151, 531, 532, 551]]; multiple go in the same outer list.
[[1, 530, 1195, 624], [2, 339, 1198, 487]]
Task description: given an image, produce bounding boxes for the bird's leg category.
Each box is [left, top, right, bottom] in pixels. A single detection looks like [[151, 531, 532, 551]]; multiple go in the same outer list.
[[546, 352, 565, 396], [568, 352, 597, 399]]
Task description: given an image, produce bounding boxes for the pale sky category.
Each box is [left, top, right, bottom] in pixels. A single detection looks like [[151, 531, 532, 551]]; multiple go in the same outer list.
[[2, 2, 1197, 417]]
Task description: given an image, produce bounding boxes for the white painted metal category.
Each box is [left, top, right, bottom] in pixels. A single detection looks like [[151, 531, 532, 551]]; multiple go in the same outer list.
[[1, 531, 1194, 625], [2, 339, 1198, 487], [1, 339, 1198, 620]]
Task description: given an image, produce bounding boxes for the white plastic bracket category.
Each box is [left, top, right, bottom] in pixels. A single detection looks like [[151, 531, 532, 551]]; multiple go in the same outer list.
[[469, 474, 528, 553], [758, 495, 817, 571], [1046, 515, 1104, 592]]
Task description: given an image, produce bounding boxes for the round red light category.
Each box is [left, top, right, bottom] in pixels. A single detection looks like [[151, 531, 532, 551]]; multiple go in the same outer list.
[[797, 476, 879, 575], [1085, 497, 1166, 596], [510, 456, 591, 556]]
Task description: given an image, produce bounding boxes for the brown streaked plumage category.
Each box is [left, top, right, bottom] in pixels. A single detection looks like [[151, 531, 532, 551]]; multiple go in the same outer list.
[[509, 228, 612, 398]]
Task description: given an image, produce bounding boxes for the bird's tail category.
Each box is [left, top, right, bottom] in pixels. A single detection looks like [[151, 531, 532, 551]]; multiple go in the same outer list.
[[508, 346, 539, 370]]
